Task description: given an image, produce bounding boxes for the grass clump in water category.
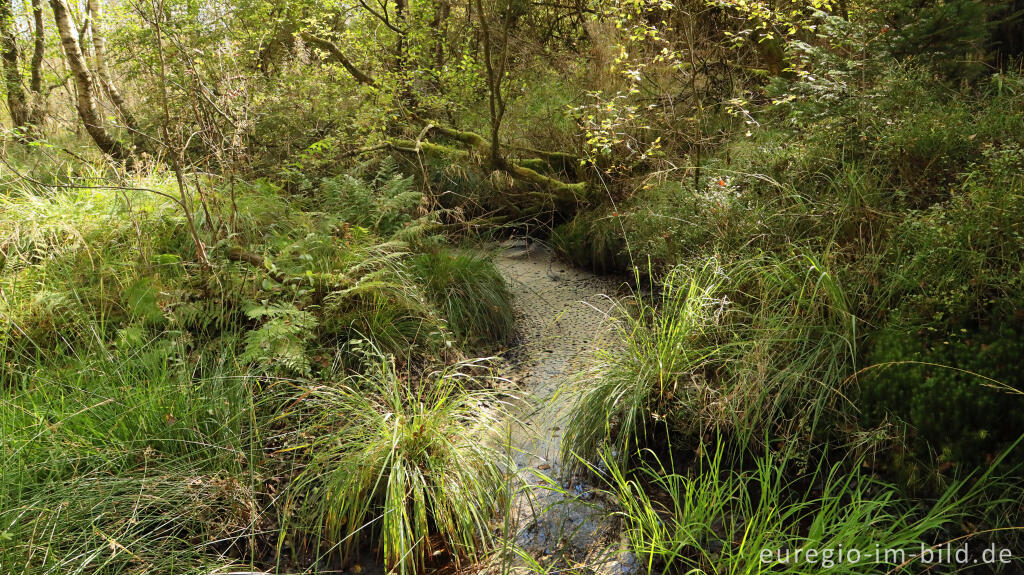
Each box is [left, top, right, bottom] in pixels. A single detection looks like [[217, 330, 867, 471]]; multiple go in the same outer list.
[[563, 248, 861, 468], [561, 260, 726, 469], [599, 439, 1016, 575]]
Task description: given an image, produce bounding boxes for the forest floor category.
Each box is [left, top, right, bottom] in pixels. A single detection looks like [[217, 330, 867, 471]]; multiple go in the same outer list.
[[488, 240, 639, 575]]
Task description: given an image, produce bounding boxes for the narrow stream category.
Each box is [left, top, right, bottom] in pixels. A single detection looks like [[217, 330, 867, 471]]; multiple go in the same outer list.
[[491, 240, 638, 575]]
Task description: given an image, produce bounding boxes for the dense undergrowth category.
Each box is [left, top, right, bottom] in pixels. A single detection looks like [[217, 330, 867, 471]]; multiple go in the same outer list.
[[0, 153, 517, 573], [3, 0, 1024, 572], [554, 64, 1024, 572]]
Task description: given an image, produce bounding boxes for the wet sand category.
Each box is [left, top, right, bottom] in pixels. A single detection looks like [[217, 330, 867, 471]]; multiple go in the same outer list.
[[491, 240, 637, 575]]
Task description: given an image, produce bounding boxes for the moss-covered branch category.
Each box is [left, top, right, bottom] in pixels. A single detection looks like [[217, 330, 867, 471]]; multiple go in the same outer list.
[[340, 120, 589, 204], [507, 162, 588, 198], [416, 122, 589, 200], [510, 146, 580, 177], [224, 245, 351, 294]]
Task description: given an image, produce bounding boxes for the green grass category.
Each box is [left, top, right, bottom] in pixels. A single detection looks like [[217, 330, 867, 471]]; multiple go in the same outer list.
[[283, 353, 512, 574], [410, 248, 514, 346], [563, 248, 863, 468], [0, 160, 517, 574], [561, 260, 726, 469], [598, 440, 1017, 575], [0, 334, 262, 574], [4, 59, 1024, 575]]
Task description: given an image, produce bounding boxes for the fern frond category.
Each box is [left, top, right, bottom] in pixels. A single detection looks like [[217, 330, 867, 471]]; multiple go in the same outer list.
[[240, 303, 318, 375]]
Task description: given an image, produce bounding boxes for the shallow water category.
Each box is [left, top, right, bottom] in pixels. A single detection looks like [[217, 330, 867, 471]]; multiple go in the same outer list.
[[490, 240, 638, 575]]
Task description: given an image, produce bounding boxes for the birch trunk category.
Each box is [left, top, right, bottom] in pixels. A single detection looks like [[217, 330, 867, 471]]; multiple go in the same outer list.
[[88, 0, 137, 128], [50, 0, 131, 160], [28, 0, 46, 125], [1, 0, 30, 128]]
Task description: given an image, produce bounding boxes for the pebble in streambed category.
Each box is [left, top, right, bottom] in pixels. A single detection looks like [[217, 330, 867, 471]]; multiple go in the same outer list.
[[486, 240, 639, 575]]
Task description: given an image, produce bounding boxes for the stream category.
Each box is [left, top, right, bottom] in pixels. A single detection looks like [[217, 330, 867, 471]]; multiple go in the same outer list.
[[490, 239, 638, 575]]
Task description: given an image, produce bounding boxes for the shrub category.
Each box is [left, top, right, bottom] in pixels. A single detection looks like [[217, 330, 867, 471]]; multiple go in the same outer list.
[[0, 181, 196, 359], [315, 156, 422, 237], [239, 302, 319, 375], [860, 322, 1024, 467], [316, 242, 453, 368], [613, 173, 776, 272], [879, 143, 1024, 331]]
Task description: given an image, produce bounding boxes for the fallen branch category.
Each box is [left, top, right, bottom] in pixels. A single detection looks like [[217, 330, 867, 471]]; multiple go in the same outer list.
[[413, 122, 590, 200], [339, 142, 391, 159], [224, 245, 351, 293], [509, 145, 579, 177], [335, 121, 590, 204]]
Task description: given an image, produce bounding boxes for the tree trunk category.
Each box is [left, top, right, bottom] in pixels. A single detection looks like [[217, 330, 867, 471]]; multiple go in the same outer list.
[[30, 0, 44, 94], [89, 0, 138, 129], [433, 0, 449, 70], [392, 0, 417, 109], [1, 0, 30, 129], [474, 0, 504, 168], [50, 0, 131, 160], [28, 0, 47, 125]]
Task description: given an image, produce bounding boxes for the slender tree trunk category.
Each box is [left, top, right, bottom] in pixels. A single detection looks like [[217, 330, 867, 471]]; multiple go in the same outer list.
[[432, 0, 453, 122], [1, 0, 30, 129], [395, 0, 407, 65], [89, 0, 137, 129], [30, 0, 44, 94], [28, 0, 47, 126], [51, 0, 131, 160], [77, 7, 90, 61], [433, 0, 449, 70], [392, 0, 417, 109], [474, 0, 503, 168]]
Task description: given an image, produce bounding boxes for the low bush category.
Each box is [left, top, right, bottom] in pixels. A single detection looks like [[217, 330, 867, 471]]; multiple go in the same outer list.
[[860, 322, 1024, 468], [314, 156, 423, 236]]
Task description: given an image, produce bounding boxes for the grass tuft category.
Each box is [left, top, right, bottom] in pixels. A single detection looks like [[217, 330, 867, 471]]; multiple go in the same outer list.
[[285, 353, 512, 574], [599, 439, 1015, 575], [410, 249, 515, 346], [562, 260, 726, 469]]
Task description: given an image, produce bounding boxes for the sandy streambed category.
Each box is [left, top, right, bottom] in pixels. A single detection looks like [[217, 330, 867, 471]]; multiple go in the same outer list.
[[489, 240, 638, 575]]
